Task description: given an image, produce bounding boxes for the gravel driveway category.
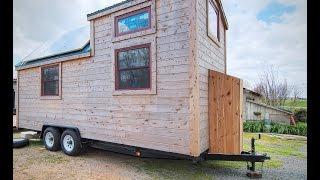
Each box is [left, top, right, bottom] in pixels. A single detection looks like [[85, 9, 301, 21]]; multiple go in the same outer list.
[[13, 132, 307, 179]]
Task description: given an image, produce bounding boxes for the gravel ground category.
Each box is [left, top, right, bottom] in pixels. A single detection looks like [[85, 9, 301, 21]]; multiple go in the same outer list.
[[13, 132, 307, 180]]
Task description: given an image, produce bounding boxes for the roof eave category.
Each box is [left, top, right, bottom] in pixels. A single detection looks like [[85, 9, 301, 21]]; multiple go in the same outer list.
[[16, 41, 91, 69]]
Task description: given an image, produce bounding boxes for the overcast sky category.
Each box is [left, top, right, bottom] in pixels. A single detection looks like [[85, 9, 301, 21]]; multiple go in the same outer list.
[[13, 0, 307, 97]]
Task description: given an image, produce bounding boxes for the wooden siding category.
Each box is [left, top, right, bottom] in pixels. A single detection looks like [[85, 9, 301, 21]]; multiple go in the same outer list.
[[18, 0, 193, 155], [196, 0, 227, 153], [208, 70, 243, 155]]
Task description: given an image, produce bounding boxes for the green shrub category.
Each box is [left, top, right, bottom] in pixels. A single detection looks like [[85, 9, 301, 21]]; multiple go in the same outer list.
[[294, 108, 307, 123], [243, 121, 307, 136]]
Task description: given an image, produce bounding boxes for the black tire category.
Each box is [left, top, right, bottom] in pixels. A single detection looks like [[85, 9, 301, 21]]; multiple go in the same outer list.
[[43, 127, 61, 151], [13, 138, 29, 148], [61, 129, 82, 156]]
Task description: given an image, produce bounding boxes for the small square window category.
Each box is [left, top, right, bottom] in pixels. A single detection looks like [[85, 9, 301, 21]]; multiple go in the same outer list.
[[115, 7, 151, 37], [41, 65, 59, 96], [115, 44, 151, 90], [208, 0, 220, 42]]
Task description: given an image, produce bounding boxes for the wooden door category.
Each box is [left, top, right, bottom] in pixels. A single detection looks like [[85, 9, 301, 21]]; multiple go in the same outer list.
[[208, 70, 243, 155]]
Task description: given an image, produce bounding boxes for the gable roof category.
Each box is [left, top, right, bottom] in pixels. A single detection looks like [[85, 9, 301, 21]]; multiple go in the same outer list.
[[15, 26, 90, 70], [243, 88, 263, 97], [87, 0, 229, 29], [15, 41, 90, 69], [87, 0, 133, 18]]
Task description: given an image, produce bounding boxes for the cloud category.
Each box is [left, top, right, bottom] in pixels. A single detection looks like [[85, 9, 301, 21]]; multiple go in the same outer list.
[[223, 0, 307, 97], [13, 0, 307, 97], [13, 0, 123, 76]]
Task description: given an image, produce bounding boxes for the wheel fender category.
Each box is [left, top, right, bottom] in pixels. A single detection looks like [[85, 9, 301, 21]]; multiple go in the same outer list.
[[40, 125, 81, 139]]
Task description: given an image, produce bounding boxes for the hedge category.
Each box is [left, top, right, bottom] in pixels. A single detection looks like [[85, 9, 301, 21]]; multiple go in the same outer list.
[[243, 121, 307, 136]]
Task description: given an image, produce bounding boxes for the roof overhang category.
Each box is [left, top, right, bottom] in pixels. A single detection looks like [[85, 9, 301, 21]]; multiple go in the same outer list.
[[87, 0, 145, 21], [87, 0, 229, 30], [216, 0, 229, 30], [16, 41, 91, 71]]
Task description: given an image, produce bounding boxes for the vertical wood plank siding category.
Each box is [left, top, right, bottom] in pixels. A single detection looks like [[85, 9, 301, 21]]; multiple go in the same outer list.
[[208, 70, 242, 154], [18, 0, 192, 155]]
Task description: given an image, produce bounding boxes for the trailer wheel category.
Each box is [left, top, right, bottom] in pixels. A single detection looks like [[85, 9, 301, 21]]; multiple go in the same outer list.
[[61, 129, 82, 156], [43, 127, 61, 151]]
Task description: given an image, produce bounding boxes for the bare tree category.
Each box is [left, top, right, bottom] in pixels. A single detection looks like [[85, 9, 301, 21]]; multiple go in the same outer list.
[[253, 66, 292, 107], [292, 85, 302, 104]]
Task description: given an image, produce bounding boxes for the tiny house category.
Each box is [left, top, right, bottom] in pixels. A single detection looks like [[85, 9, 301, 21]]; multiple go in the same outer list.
[[15, 0, 242, 158]]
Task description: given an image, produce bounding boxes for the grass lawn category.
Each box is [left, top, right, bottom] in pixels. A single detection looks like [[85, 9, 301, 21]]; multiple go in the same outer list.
[[281, 99, 307, 111]]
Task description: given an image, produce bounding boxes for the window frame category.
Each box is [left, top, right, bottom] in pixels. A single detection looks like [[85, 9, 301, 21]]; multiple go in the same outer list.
[[207, 0, 220, 44], [40, 64, 60, 97], [115, 43, 151, 90], [114, 6, 152, 37]]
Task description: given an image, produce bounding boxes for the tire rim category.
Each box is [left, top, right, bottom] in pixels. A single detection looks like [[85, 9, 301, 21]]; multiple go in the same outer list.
[[63, 135, 74, 152], [45, 132, 54, 148]]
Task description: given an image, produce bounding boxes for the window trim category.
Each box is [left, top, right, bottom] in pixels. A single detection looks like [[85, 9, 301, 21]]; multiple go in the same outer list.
[[114, 6, 151, 37], [41, 64, 60, 96], [39, 63, 62, 100], [207, 0, 220, 44], [115, 43, 151, 90]]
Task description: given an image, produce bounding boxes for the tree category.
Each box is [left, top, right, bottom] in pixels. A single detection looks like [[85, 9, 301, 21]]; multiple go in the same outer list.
[[253, 66, 292, 107], [292, 85, 302, 104]]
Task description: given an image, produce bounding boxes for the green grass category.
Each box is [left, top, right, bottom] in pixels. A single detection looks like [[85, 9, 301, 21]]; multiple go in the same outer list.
[[284, 99, 307, 107], [133, 133, 305, 179], [243, 133, 306, 158], [13, 130, 42, 146], [281, 99, 307, 111]]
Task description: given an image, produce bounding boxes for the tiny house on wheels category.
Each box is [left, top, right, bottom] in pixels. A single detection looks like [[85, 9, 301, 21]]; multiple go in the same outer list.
[[16, 0, 268, 170]]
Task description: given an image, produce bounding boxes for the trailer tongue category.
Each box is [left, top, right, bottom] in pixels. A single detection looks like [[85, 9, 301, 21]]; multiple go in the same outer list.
[[205, 137, 270, 178]]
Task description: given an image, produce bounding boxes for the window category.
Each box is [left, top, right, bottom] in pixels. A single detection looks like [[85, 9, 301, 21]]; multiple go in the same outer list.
[[115, 7, 151, 36], [115, 44, 151, 90], [41, 65, 59, 96], [208, 0, 220, 42]]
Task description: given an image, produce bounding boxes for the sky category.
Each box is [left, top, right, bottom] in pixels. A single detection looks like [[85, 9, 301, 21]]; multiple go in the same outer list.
[[13, 0, 307, 98]]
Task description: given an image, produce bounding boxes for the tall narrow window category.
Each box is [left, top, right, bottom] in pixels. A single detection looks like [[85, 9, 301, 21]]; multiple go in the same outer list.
[[115, 7, 151, 36], [115, 44, 151, 90], [41, 65, 59, 96], [208, 0, 220, 41]]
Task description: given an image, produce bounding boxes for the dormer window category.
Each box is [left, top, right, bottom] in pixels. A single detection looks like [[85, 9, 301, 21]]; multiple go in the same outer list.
[[115, 6, 151, 37], [207, 0, 220, 42]]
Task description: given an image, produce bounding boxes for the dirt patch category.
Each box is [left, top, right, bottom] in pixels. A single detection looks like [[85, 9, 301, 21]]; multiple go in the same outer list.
[[13, 131, 307, 179]]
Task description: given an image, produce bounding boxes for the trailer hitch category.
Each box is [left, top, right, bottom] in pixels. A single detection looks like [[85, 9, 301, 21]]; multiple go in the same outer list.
[[244, 136, 270, 178], [206, 134, 270, 178]]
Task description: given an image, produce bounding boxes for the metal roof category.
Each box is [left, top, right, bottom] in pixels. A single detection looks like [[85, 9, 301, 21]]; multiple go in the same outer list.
[[15, 26, 90, 68], [15, 41, 90, 68], [87, 0, 133, 18]]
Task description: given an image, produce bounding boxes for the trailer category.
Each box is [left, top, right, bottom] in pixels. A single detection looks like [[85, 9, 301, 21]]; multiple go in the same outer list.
[[15, 0, 269, 177]]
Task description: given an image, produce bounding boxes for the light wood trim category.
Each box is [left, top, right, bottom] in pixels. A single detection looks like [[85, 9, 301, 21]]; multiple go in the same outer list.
[[239, 79, 243, 152], [16, 71, 19, 129], [90, 21, 95, 56], [15, 52, 91, 71], [188, 0, 200, 157], [207, 0, 221, 47], [224, 28, 227, 73], [111, 0, 156, 43], [87, 0, 149, 21]]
